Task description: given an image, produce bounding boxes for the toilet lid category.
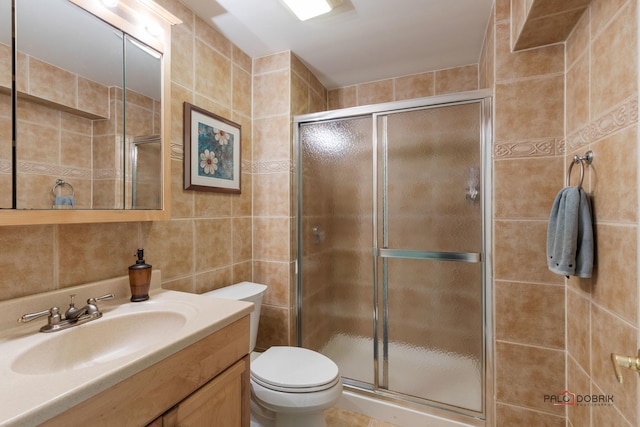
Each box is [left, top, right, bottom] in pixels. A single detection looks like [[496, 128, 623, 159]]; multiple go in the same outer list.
[[251, 347, 339, 392]]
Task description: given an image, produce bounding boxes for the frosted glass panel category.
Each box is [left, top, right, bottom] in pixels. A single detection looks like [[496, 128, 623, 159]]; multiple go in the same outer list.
[[380, 103, 482, 253], [299, 117, 374, 385], [384, 258, 483, 411]]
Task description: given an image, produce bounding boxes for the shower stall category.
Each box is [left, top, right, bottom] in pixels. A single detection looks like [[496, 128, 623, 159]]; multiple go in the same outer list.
[[295, 90, 492, 425]]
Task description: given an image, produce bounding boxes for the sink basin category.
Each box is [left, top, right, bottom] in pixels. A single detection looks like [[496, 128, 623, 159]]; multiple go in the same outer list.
[[11, 310, 187, 375]]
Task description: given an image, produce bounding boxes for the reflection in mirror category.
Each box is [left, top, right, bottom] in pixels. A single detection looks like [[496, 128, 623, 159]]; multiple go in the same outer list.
[[6, 0, 164, 211], [0, 0, 12, 208], [131, 135, 161, 209], [124, 34, 162, 210], [15, 0, 124, 209]]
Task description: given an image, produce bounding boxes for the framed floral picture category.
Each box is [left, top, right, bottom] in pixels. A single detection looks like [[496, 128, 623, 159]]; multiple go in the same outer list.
[[183, 102, 241, 193]]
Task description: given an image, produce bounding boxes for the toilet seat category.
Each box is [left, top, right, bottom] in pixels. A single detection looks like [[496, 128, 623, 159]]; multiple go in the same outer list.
[[251, 346, 340, 393]]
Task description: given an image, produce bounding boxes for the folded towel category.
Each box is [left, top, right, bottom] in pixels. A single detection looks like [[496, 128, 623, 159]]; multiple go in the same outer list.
[[53, 195, 75, 209], [546, 186, 593, 278]]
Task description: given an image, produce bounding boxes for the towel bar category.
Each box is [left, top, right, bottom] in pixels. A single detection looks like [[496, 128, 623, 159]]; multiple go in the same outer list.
[[566, 150, 593, 188], [52, 179, 74, 197]]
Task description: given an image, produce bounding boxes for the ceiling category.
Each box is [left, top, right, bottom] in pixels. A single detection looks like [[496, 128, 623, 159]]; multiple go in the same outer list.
[[179, 0, 494, 89]]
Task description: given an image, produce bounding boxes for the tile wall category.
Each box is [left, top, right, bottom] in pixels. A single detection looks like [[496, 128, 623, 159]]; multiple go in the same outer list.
[[488, 0, 639, 425], [252, 51, 328, 350]]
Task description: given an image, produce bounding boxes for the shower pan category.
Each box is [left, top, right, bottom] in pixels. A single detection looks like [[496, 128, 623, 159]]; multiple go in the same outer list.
[[295, 90, 493, 425]]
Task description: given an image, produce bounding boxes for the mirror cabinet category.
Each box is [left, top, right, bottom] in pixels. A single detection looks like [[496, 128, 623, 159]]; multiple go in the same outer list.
[[0, 0, 179, 225]]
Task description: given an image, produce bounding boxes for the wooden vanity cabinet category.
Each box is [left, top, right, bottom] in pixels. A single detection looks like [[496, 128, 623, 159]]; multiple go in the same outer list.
[[40, 316, 250, 427]]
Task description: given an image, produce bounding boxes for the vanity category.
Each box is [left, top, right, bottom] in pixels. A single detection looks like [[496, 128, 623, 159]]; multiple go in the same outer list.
[[0, 272, 253, 426]]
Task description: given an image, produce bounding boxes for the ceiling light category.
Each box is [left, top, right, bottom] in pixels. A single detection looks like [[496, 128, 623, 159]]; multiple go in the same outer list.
[[280, 0, 336, 21]]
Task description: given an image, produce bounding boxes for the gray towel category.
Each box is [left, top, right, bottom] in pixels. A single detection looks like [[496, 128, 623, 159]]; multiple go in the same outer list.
[[53, 195, 75, 208], [546, 186, 593, 278]]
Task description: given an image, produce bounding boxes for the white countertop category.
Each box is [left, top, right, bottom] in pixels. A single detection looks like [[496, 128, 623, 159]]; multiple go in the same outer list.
[[0, 271, 253, 427]]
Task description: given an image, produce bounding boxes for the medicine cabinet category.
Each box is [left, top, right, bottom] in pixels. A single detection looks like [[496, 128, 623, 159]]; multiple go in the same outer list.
[[0, 0, 180, 225]]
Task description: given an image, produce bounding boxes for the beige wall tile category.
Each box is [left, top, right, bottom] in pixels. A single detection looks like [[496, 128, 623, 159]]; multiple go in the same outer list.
[[495, 281, 564, 348], [495, 403, 565, 427], [254, 260, 291, 307], [357, 79, 393, 106], [566, 53, 590, 135], [590, 127, 638, 223], [253, 115, 291, 162], [194, 218, 232, 271], [233, 65, 252, 117], [496, 22, 564, 82], [590, 0, 637, 119], [566, 9, 590, 69], [28, 58, 77, 108], [195, 16, 231, 58], [256, 304, 290, 349], [254, 51, 290, 74], [495, 341, 565, 415], [494, 157, 563, 219], [232, 217, 252, 263], [58, 222, 139, 287], [253, 70, 290, 118], [591, 224, 638, 324], [495, 75, 564, 141], [195, 267, 233, 294], [253, 172, 290, 217], [434, 64, 478, 94], [394, 72, 434, 100], [494, 220, 564, 284], [194, 192, 231, 218], [253, 217, 290, 262], [194, 39, 231, 107], [171, 24, 194, 89], [141, 219, 194, 280], [567, 289, 591, 373], [591, 304, 638, 424], [328, 86, 357, 110], [567, 356, 592, 427]]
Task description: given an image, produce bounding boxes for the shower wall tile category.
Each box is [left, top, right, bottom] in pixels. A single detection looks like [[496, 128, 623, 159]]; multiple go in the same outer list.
[[567, 357, 591, 427], [566, 52, 590, 135], [328, 86, 357, 110], [434, 64, 478, 94], [591, 304, 638, 424], [494, 157, 563, 219], [495, 22, 564, 82], [394, 72, 435, 100], [357, 80, 394, 106], [590, 0, 637, 119], [495, 341, 565, 415], [495, 75, 564, 142], [567, 289, 591, 373], [495, 403, 565, 427], [495, 281, 564, 349], [590, 126, 638, 223], [592, 224, 638, 324], [494, 220, 564, 284]]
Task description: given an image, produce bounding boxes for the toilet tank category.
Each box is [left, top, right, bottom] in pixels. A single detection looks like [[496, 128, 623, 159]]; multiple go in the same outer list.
[[203, 282, 267, 353]]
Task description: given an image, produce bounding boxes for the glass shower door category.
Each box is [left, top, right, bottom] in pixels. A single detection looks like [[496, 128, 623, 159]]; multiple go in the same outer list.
[[375, 102, 485, 412]]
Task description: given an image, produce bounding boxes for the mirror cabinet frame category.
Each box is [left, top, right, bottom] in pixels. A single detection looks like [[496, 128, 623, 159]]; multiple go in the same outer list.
[[1, 0, 180, 225]]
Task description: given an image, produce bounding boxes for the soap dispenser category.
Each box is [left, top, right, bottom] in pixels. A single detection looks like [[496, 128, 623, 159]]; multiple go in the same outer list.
[[129, 248, 152, 302]]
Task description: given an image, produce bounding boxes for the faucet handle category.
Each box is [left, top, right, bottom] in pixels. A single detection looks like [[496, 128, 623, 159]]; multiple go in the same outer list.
[[88, 293, 114, 304], [18, 306, 61, 324]]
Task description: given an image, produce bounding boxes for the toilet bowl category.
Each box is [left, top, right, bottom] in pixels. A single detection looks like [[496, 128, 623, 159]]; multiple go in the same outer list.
[[203, 282, 342, 427]]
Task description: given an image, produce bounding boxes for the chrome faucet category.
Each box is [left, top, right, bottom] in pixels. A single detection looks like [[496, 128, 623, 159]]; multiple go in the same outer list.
[[18, 293, 114, 333]]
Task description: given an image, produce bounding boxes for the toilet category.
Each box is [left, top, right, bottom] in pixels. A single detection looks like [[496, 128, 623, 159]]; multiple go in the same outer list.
[[203, 282, 342, 427]]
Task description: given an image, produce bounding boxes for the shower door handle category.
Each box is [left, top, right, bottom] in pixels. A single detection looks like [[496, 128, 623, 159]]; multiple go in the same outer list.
[[376, 248, 481, 263]]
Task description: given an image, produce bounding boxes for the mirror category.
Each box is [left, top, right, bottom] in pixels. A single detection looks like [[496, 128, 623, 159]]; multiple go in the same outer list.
[[1, 0, 166, 213], [0, 0, 11, 209]]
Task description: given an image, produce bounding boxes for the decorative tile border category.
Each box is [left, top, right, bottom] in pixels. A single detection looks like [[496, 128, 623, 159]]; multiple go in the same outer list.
[[17, 162, 92, 179], [252, 159, 293, 174], [567, 95, 638, 153], [495, 95, 638, 159], [494, 137, 561, 158]]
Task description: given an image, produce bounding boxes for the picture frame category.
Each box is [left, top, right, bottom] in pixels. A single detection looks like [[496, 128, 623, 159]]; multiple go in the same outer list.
[[183, 102, 241, 193]]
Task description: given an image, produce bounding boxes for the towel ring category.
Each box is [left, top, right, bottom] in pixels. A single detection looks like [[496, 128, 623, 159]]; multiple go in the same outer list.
[[566, 150, 593, 187], [52, 179, 74, 197]]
